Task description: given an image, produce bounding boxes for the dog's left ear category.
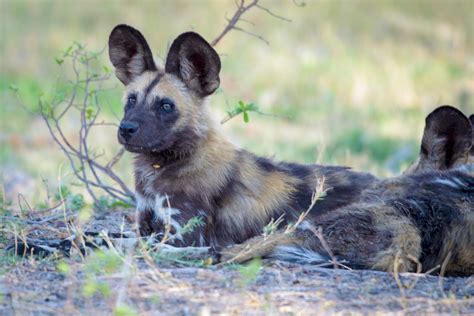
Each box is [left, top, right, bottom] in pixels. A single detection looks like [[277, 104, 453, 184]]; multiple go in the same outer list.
[[108, 24, 157, 85], [165, 32, 221, 97]]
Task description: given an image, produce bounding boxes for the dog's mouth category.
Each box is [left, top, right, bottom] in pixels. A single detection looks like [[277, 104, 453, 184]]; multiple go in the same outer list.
[[122, 142, 166, 154], [117, 128, 199, 163], [118, 133, 166, 154], [122, 141, 195, 165]]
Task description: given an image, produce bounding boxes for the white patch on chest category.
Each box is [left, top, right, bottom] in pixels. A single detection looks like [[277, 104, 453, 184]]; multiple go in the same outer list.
[[135, 191, 183, 241]]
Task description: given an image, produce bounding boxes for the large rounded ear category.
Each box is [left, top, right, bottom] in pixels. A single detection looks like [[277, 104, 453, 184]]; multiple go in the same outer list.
[[108, 24, 157, 85], [165, 32, 221, 97], [417, 105, 472, 171]]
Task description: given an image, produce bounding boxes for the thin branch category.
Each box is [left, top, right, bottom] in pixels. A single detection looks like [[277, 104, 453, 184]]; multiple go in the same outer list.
[[232, 26, 270, 45], [211, 0, 292, 47], [211, 0, 259, 46], [256, 4, 291, 22]]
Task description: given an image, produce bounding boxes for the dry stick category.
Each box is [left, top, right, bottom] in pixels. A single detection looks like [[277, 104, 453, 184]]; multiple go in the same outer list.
[[393, 250, 408, 311], [402, 254, 424, 292], [308, 226, 340, 274], [17, 193, 34, 215], [424, 264, 441, 275], [438, 251, 452, 299]]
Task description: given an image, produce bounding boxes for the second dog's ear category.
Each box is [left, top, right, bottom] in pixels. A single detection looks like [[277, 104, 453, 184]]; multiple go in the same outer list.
[[165, 32, 221, 97], [108, 24, 157, 85], [417, 105, 472, 171]]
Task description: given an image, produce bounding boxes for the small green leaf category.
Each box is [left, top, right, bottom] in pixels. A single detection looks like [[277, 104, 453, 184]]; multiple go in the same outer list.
[[85, 106, 95, 120], [243, 111, 249, 123], [109, 199, 134, 209], [54, 57, 64, 65], [54, 185, 71, 201], [57, 261, 70, 274], [63, 46, 73, 57], [237, 257, 261, 285], [83, 279, 97, 297], [8, 84, 18, 92], [115, 305, 138, 316]]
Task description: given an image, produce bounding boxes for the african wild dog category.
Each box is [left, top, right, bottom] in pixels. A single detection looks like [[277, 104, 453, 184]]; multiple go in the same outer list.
[[220, 106, 474, 276], [108, 25, 377, 247]]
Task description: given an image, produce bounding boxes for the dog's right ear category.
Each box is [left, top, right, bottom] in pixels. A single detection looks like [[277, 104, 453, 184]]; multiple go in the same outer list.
[[415, 105, 472, 172], [165, 32, 221, 97], [108, 24, 157, 85]]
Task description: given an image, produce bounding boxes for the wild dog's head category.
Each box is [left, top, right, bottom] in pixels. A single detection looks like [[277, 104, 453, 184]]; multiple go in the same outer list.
[[405, 105, 473, 174], [108, 25, 220, 158]]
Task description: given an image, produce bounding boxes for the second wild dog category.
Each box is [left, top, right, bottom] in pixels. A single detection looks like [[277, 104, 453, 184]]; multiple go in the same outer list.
[[220, 106, 474, 276]]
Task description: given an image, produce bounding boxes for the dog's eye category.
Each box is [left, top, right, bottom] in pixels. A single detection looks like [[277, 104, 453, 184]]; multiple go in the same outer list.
[[127, 94, 137, 108], [160, 99, 175, 113]]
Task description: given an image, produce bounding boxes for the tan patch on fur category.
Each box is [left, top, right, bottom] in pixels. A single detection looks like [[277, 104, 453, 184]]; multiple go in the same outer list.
[[218, 159, 301, 240], [369, 206, 422, 273]]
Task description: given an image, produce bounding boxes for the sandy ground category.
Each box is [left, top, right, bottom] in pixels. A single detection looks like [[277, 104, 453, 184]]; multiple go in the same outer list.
[[1, 259, 474, 315], [1, 208, 473, 315]]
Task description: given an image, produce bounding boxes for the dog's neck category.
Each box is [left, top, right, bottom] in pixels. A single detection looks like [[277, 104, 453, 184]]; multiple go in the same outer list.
[[134, 127, 239, 201]]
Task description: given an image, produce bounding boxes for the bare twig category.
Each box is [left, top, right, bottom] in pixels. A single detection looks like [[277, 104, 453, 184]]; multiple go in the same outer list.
[[438, 251, 452, 299], [211, 0, 291, 47], [211, 0, 259, 46], [232, 26, 270, 45], [256, 4, 291, 22], [309, 226, 339, 273]]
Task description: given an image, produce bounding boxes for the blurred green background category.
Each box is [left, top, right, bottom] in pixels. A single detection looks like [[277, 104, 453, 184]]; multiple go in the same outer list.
[[1, 0, 473, 208]]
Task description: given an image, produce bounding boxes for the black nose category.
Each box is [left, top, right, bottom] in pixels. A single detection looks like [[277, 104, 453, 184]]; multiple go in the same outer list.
[[119, 121, 139, 140]]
